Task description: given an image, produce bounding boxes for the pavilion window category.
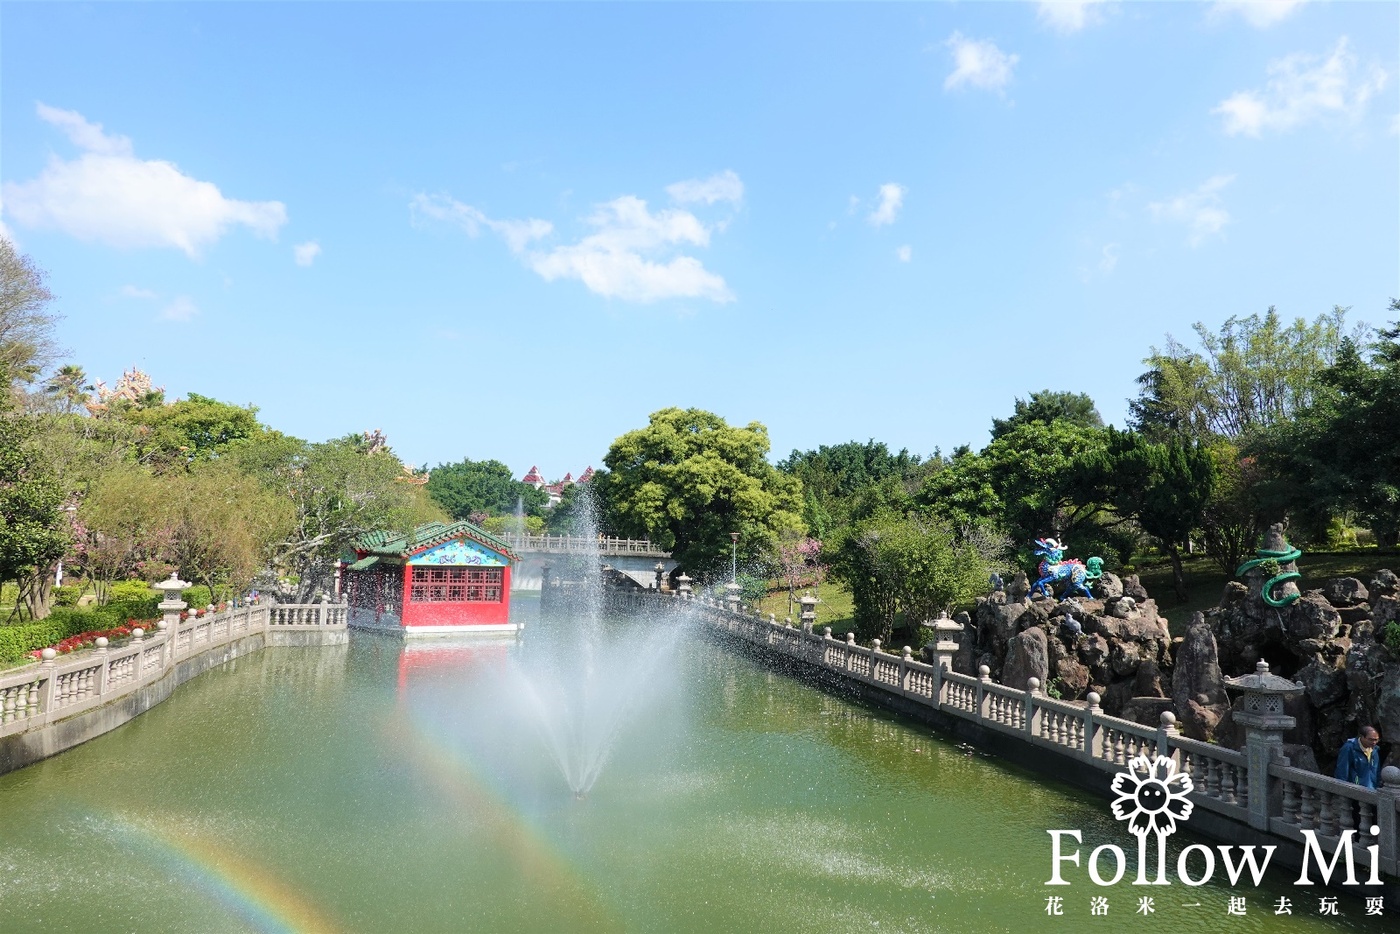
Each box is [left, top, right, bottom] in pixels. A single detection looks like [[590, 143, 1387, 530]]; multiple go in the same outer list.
[[409, 566, 503, 602]]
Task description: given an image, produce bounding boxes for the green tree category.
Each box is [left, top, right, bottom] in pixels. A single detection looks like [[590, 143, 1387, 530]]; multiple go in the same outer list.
[[0, 239, 60, 395], [1251, 306, 1400, 546], [1129, 306, 1357, 442], [73, 463, 175, 603], [127, 393, 267, 469], [990, 390, 1103, 440], [830, 510, 1002, 643], [0, 394, 68, 620], [426, 457, 547, 520], [42, 364, 93, 414], [265, 435, 449, 601], [599, 407, 803, 578], [779, 440, 933, 530], [160, 461, 292, 599], [1075, 428, 1216, 601], [921, 419, 1111, 549]]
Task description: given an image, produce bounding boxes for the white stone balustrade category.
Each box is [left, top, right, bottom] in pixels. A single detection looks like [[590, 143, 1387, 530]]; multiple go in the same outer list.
[[0, 600, 346, 742], [662, 590, 1400, 883]]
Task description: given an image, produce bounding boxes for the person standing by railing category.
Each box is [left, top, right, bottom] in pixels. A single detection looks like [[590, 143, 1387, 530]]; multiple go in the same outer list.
[[1334, 725, 1382, 789]]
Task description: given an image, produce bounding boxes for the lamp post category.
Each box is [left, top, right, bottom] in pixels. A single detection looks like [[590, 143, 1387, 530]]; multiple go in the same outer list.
[[729, 532, 739, 584]]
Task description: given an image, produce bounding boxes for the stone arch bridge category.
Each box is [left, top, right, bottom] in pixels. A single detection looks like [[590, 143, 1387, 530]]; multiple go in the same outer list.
[[500, 534, 676, 591]]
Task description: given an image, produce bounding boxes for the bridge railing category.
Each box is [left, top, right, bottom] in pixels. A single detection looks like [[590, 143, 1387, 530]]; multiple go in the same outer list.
[[645, 591, 1400, 883], [501, 533, 669, 556], [0, 600, 345, 740]]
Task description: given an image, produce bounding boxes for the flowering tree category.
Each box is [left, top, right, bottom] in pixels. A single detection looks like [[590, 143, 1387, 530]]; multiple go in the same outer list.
[[773, 534, 826, 615]]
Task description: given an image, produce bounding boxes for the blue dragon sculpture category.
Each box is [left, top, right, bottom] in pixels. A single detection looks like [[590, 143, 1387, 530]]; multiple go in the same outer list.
[[1030, 537, 1102, 600]]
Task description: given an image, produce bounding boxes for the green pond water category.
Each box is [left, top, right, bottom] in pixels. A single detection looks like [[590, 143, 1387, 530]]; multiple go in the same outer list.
[[0, 597, 1388, 933]]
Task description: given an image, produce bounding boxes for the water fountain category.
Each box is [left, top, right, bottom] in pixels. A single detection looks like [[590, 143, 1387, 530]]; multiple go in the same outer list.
[[501, 489, 689, 798]]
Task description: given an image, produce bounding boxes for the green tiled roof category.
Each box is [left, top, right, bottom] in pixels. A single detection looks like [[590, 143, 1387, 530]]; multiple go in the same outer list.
[[352, 520, 518, 562]]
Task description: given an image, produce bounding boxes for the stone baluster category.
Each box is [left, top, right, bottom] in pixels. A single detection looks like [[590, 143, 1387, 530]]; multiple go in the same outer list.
[[1298, 785, 1315, 829], [1281, 779, 1300, 825], [35, 649, 55, 716], [1157, 712, 1179, 768], [976, 665, 991, 721], [900, 646, 912, 694], [1026, 678, 1042, 737], [93, 637, 110, 697]]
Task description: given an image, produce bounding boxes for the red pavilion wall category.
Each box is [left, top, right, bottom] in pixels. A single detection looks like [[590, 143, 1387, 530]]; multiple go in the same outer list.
[[399, 564, 513, 628]]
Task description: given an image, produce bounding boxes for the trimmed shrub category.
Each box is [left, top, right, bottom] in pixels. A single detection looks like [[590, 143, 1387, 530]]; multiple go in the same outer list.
[[52, 585, 82, 607], [0, 615, 91, 666], [181, 585, 213, 609], [109, 579, 156, 604]]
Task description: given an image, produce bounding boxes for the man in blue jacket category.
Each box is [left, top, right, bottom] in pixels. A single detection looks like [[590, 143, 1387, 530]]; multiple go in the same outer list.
[[1334, 725, 1382, 789]]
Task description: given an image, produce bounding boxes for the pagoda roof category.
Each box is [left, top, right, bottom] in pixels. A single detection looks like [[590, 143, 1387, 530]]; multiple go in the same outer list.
[[578, 466, 594, 482], [521, 465, 545, 484], [354, 520, 519, 562]]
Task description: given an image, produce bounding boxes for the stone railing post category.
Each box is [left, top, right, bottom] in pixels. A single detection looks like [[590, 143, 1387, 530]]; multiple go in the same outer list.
[[156, 620, 171, 666], [1157, 711, 1179, 765], [1377, 767, 1400, 874], [976, 665, 991, 720], [37, 649, 57, 716], [93, 637, 110, 696], [319, 594, 330, 626], [930, 611, 963, 707], [845, 632, 856, 673], [799, 593, 817, 633], [1027, 677, 1042, 736], [724, 581, 741, 615], [155, 572, 189, 667], [1224, 660, 1303, 831], [1085, 691, 1103, 760], [900, 646, 912, 693]]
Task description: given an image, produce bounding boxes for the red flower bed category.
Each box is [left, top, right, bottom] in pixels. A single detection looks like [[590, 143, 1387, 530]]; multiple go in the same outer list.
[[29, 621, 149, 659]]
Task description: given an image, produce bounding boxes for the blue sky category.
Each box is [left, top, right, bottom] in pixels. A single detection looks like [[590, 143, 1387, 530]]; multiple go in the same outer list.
[[4, 1, 1397, 480]]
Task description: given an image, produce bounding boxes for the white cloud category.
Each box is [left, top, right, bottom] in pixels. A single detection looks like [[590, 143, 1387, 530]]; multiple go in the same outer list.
[[666, 170, 744, 206], [1037, 1, 1111, 34], [1210, 1, 1309, 29], [411, 193, 553, 252], [1148, 175, 1236, 247], [896, 245, 912, 262], [159, 296, 198, 322], [944, 32, 1019, 93], [1213, 38, 1388, 136], [528, 196, 732, 303], [412, 187, 734, 304], [867, 183, 906, 227], [121, 285, 157, 299], [1099, 243, 1120, 273], [293, 241, 322, 267], [3, 104, 286, 257], [34, 103, 133, 156]]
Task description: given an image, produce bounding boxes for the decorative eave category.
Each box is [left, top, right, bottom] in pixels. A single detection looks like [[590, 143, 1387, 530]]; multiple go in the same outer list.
[[352, 520, 519, 563]]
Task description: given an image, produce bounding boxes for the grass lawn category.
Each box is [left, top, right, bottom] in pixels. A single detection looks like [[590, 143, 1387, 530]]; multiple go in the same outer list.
[[754, 581, 855, 633]]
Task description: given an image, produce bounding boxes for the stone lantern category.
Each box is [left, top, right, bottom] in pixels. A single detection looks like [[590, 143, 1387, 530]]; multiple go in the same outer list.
[[654, 562, 666, 591], [156, 572, 190, 631], [799, 592, 818, 633], [724, 580, 742, 613], [927, 610, 963, 673], [1224, 659, 1304, 830], [676, 573, 693, 600]]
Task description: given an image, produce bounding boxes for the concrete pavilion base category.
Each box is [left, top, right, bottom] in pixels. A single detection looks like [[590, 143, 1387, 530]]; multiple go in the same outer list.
[[347, 608, 521, 638]]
